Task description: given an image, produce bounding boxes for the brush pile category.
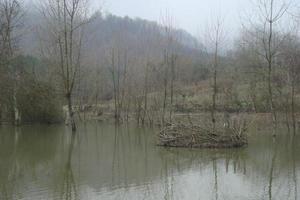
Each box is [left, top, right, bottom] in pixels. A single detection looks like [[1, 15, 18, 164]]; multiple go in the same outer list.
[[158, 122, 248, 148]]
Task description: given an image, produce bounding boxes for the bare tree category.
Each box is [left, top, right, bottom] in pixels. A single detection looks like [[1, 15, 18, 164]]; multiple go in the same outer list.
[[0, 0, 23, 125], [108, 48, 128, 123], [248, 0, 289, 135], [265, 0, 288, 133], [160, 12, 178, 125], [40, 0, 91, 131], [204, 16, 225, 130]]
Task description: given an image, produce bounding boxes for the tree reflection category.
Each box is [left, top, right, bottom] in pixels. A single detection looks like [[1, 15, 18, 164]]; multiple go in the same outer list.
[[213, 158, 218, 200], [60, 132, 77, 200], [268, 139, 278, 200], [292, 140, 298, 200], [1, 123, 300, 200], [162, 154, 175, 200], [0, 128, 20, 200], [111, 125, 120, 185]]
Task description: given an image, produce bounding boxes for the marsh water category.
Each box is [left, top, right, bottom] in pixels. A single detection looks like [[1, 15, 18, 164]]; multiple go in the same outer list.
[[0, 122, 299, 200]]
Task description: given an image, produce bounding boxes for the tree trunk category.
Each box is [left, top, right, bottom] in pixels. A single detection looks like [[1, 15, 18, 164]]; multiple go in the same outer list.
[[267, 0, 277, 136], [285, 95, 290, 133], [250, 81, 258, 112], [291, 76, 296, 136], [13, 86, 21, 126], [212, 41, 218, 130], [169, 54, 176, 123], [162, 51, 168, 126], [66, 94, 76, 132], [142, 61, 149, 125], [13, 70, 21, 126], [268, 63, 277, 135]]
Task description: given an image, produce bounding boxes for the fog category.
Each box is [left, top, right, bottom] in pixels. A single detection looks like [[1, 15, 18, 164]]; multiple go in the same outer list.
[[25, 0, 297, 38], [91, 0, 251, 37]]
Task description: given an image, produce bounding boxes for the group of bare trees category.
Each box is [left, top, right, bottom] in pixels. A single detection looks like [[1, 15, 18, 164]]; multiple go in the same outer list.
[[0, 0, 92, 130], [0, 0, 22, 125], [202, 0, 300, 135], [239, 0, 300, 135], [1, 0, 300, 134]]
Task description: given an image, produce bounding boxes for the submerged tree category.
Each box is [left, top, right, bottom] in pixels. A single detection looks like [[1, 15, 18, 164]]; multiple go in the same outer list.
[[249, 0, 289, 135], [264, 0, 288, 134], [108, 48, 128, 123], [40, 0, 92, 131]]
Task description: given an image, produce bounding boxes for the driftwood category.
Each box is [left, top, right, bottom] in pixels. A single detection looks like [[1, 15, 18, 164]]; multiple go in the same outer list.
[[158, 123, 248, 149]]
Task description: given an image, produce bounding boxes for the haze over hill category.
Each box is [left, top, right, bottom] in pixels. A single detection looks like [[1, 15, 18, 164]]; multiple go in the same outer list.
[[21, 8, 203, 56], [93, 0, 253, 37], [25, 0, 251, 37]]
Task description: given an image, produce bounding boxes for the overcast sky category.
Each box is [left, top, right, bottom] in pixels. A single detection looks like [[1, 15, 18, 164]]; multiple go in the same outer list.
[[91, 0, 253, 37]]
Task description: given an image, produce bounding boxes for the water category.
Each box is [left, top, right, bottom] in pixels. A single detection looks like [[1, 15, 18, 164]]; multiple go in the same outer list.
[[0, 122, 299, 200]]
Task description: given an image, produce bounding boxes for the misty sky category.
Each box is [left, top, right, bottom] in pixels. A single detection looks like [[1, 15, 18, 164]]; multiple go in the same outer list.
[[92, 0, 253, 37]]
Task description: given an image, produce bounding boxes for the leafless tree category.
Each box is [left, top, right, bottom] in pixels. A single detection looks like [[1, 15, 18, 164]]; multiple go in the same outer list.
[[40, 0, 91, 131], [160, 12, 178, 125], [204, 16, 225, 130], [108, 48, 128, 123], [246, 0, 290, 135], [0, 0, 23, 125]]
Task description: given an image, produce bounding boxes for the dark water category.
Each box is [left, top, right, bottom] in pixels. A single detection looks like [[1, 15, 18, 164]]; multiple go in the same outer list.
[[0, 122, 299, 200]]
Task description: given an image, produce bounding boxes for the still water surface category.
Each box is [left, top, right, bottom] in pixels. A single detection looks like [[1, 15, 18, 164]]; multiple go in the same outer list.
[[0, 122, 299, 200]]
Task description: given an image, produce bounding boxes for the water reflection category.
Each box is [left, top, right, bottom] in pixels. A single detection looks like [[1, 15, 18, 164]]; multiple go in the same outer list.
[[293, 140, 298, 200], [213, 158, 218, 200], [60, 132, 77, 200], [0, 123, 299, 200], [268, 140, 277, 200]]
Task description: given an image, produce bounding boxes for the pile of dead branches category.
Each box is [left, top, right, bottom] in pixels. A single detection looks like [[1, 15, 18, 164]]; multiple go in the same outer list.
[[158, 122, 248, 149]]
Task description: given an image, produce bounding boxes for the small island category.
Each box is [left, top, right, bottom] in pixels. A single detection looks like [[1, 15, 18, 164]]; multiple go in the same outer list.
[[158, 122, 248, 149]]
